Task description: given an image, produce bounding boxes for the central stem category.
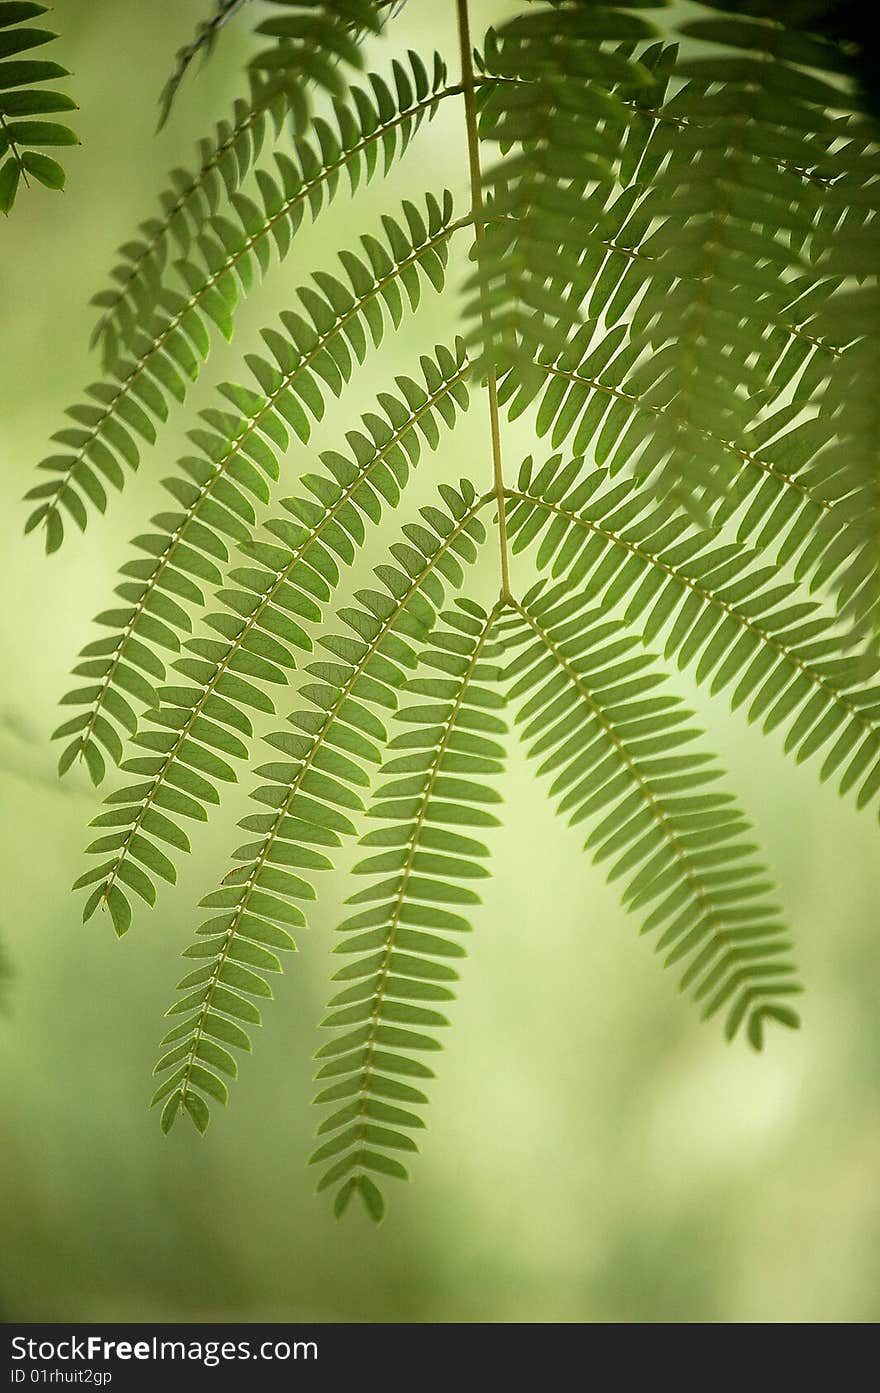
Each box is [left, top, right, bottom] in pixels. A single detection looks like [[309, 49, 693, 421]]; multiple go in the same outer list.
[[456, 0, 512, 602]]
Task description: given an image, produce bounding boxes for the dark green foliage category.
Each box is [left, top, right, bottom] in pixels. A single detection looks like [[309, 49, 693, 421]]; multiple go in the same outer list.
[[26, 0, 880, 1221], [469, 5, 666, 386], [0, 1, 77, 214]]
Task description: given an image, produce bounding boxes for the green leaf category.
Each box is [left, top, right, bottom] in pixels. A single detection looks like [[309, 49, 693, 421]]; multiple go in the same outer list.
[[0, 153, 19, 211]]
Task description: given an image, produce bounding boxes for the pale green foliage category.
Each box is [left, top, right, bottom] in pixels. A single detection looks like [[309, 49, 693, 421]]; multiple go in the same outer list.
[[26, 0, 880, 1221]]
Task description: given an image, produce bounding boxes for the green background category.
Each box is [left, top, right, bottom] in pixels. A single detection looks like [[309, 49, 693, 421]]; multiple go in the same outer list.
[[1, 0, 878, 1323]]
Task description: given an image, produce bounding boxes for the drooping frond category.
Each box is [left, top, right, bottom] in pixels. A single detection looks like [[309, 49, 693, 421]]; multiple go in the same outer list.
[[504, 305, 837, 502], [152, 483, 487, 1134], [157, 0, 252, 131], [624, 1, 867, 508], [95, 9, 418, 366], [802, 88, 880, 646], [56, 195, 463, 783], [312, 599, 506, 1222], [0, 1, 77, 215], [467, 5, 664, 385], [26, 50, 451, 550], [23, 0, 880, 1226], [797, 45, 880, 645], [711, 403, 851, 593], [484, 5, 872, 520], [74, 345, 472, 934], [507, 456, 880, 823], [808, 289, 880, 648], [634, 4, 880, 616], [498, 586, 801, 1046], [523, 315, 880, 616]]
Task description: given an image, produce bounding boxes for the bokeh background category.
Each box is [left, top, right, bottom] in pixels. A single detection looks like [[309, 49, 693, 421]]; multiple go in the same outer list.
[[1, 0, 879, 1323]]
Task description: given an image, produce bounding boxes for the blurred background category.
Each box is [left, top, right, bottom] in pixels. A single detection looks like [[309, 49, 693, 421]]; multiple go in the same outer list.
[[1, 0, 878, 1324]]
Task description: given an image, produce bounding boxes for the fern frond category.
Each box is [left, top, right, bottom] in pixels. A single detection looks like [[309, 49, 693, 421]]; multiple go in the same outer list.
[[159, 0, 391, 136], [507, 457, 880, 822], [710, 403, 850, 590], [74, 345, 472, 935], [498, 586, 801, 1046], [793, 35, 880, 643], [506, 312, 837, 502], [26, 49, 452, 551], [479, 16, 849, 507], [623, 4, 864, 508], [491, 148, 845, 524], [484, 9, 860, 518], [249, 0, 385, 117], [92, 87, 288, 369], [119, 0, 392, 356], [511, 3, 880, 590], [312, 598, 506, 1222], [508, 311, 878, 613], [56, 194, 464, 782], [153, 482, 487, 1135], [96, 6, 416, 364], [0, 1, 77, 215], [467, 9, 665, 384], [22, 0, 880, 1223], [157, 0, 252, 131], [808, 290, 880, 648]]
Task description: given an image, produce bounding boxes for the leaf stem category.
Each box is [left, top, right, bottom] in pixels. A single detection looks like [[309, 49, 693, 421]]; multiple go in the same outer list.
[[0, 113, 29, 187], [456, 0, 512, 602]]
